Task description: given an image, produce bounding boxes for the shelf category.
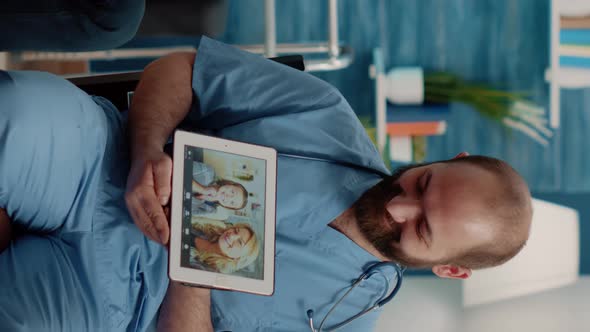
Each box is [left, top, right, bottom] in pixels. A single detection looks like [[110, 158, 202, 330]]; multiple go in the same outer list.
[[549, 0, 561, 128], [545, 67, 590, 88], [548, 0, 590, 128], [370, 48, 388, 153]]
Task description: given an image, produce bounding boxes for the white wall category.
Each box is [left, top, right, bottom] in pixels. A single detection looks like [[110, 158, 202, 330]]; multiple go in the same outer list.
[[375, 276, 463, 332], [375, 276, 590, 332]]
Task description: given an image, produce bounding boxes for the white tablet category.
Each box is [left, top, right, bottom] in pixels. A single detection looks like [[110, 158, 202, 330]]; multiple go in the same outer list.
[[169, 130, 277, 296]]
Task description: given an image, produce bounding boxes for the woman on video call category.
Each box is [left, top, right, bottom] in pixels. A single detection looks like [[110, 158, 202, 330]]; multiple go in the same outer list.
[[191, 161, 249, 217], [190, 217, 260, 274]]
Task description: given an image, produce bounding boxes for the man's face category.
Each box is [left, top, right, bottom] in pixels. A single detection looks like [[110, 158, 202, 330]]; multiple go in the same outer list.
[[355, 161, 498, 267]]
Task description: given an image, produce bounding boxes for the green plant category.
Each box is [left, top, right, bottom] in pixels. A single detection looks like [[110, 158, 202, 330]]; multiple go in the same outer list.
[[424, 72, 552, 145], [424, 72, 525, 121]]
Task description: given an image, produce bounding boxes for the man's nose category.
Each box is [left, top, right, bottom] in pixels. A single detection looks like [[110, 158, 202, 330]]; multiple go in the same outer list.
[[386, 196, 421, 224]]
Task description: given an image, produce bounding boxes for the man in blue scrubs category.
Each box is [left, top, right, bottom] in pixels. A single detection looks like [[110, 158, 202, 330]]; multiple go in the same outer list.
[[0, 38, 533, 331]]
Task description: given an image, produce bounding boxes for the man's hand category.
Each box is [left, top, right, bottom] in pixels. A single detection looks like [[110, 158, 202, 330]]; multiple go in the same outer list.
[[125, 150, 172, 245], [125, 51, 194, 245]]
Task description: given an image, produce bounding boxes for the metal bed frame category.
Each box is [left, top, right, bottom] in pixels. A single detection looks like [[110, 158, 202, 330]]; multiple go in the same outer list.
[[10, 0, 352, 73]]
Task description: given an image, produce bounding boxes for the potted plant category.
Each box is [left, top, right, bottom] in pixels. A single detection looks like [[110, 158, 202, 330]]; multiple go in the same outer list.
[[384, 68, 552, 145]]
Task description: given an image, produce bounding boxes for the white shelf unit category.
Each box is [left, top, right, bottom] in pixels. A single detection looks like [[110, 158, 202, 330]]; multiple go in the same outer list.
[[549, 0, 561, 129], [463, 198, 579, 307], [369, 48, 388, 154], [547, 0, 590, 129]]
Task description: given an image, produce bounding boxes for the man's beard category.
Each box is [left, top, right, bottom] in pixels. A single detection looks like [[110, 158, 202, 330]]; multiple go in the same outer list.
[[354, 164, 434, 268]]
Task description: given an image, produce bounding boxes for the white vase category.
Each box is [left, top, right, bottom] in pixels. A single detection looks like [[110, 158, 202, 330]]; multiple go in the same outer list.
[[384, 67, 424, 105]]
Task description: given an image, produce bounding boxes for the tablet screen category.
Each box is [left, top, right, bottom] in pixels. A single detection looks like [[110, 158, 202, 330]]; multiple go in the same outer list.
[[179, 146, 266, 280]]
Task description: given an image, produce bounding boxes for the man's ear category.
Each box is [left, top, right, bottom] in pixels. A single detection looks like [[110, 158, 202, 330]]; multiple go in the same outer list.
[[432, 265, 472, 279], [453, 152, 470, 159]]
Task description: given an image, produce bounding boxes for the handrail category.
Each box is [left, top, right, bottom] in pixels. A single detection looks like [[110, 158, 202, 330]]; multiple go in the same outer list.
[[14, 0, 353, 73]]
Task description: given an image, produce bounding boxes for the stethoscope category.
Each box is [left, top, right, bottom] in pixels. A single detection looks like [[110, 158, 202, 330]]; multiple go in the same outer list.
[[306, 262, 406, 332], [278, 154, 403, 331]]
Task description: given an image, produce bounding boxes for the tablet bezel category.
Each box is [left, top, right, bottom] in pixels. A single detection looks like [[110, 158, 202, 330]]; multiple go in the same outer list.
[[169, 130, 276, 296]]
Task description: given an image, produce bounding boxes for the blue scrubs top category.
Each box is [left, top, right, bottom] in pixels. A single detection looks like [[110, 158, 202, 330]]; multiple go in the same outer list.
[[0, 37, 395, 332], [187, 38, 396, 332], [0, 71, 167, 331]]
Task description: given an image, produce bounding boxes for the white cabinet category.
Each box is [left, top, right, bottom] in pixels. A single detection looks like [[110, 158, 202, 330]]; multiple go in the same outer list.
[[463, 198, 580, 307]]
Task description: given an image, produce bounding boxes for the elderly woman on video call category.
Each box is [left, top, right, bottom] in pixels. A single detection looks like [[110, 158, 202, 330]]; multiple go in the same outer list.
[[190, 217, 260, 274], [191, 161, 248, 217]]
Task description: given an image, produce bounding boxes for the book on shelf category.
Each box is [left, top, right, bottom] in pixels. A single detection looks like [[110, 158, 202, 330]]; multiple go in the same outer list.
[[561, 16, 590, 29], [386, 103, 450, 122], [386, 121, 447, 137], [559, 44, 590, 57], [560, 56, 590, 68], [560, 29, 590, 45]]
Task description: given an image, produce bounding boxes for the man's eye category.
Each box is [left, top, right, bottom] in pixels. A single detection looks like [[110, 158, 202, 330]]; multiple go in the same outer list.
[[417, 171, 431, 197], [416, 177, 425, 195], [415, 219, 425, 240], [420, 220, 432, 246]]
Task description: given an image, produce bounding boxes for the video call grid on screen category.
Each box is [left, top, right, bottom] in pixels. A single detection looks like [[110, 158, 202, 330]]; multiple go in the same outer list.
[[180, 146, 267, 280]]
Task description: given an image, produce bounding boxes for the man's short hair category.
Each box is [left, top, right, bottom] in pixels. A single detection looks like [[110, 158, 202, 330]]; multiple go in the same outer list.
[[442, 155, 532, 269]]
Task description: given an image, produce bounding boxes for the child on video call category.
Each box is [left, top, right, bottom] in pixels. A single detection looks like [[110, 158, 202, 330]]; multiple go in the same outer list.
[[191, 161, 248, 218]]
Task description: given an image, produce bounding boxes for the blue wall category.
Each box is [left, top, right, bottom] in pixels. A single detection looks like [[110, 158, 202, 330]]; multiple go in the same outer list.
[[96, 0, 590, 274], [219, 0, 590, 275], [220, 0, 590, 193], [103, 0, 590, 192]]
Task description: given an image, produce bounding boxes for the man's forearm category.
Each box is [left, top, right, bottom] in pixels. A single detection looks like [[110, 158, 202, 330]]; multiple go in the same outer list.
[[157, 282, 214, 332], [129, 52, 196, 159]]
